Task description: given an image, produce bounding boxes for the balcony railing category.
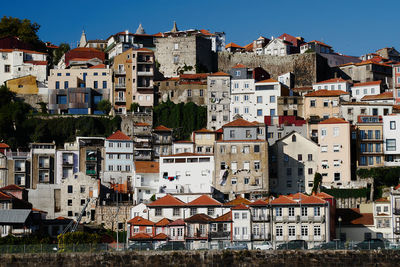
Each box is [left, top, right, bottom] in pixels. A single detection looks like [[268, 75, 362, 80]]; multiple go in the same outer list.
[[86, 169, 96, 175], [115, 97, 126, 102], [137, 71, 153, 76], [114, 69, 126, 75], [394, 227, 400, 234], [394, 208, 400, 215], [115, 83, 126, 89], [86, 156, 97, 161], [209, 231, 230, 239]]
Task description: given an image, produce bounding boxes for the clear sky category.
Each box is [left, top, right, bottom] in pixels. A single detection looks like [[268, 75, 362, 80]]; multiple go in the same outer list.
[[2, 0, 398, 56]]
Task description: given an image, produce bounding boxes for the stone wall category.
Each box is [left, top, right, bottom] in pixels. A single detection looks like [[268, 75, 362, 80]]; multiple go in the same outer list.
[[217, 52, 333, 87], [1, 250, 400, 267]]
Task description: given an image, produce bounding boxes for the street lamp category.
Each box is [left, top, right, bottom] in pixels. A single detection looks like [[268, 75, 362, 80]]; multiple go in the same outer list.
[[338, 216, 342, 241]]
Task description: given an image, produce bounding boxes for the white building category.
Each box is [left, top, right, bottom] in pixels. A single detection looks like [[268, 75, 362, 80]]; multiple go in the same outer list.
[[351, 81, 382, 102], [231, 204, 252, 245], [172, 141, 194, 154], [340, 102, 392, 125], [230, 77, 256, 122], [0, 48, 47, 85], [312, 78, 351, 92], [383, 114, 400, 166], [254, 79, 288, 121], [133, 161, 159, 204], [361, 91, 395, 104], [55, 141, 79, 184], [264, 38, 293, 56], [158, 153, 214, 195]]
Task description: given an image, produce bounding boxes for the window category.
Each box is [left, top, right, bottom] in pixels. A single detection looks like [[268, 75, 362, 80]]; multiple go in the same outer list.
[[334, 172, 341, 181], [229, 130, 235, 138], [276, 226, 283, 237], [308, 168, 313, 175], [254, 161, 260, 170], [288, 207, 295, 217], [310, 100, 316, 107], [321, 128, 327, 136], [244, 107, 249, 113], [190, 208, 197, 216], [314, 207, 320, 216], [270, 96, 276, 103], [298, 167, 303, 176], [270, 109, 276, 116], [257, 96, 263, 103], [242, 212, 247, 219], [4, 65, 10, 73], [246, 130, 252, 138], [301, 226, 308, 236], [235, 70, 241, 76], [298, 154, 302, 161], [243, 161, 250, 170], [207, 208, 214, 216], [288, 226, 295, 237], [68, 199, 72, 206], [308, 154, 313, 161], [257, 109, 263, 116], [314, 226, 321, 236], [254, 145, 260, 153], [173, 55, 179, 63], [301, 207, 308, 216], [173, 208, 180, 216], [155, 208, 162, 216], [102, 81, 107, 89], [323, 100, 329, 107], [81, 199, 85, 205], [333, 127, 339, 137], [244, 177, 249, 184], [275, 207, 282, 217], [243, 146, 250, 153], [187, 89, 192, 97], [390, 121, 396, 130], [231, 145, 237, 153], [68, 185, 73, 193], [333, 144, 340, 152], [386, 139, 396, 151], [286, 168, 292, 176], [321, 145, 328, 152], [174, 43, 179, 50], [231, 178, 237, 185], [234, 212, 240, 219]]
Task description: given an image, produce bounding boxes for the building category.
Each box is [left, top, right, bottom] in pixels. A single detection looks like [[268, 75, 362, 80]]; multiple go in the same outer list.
[[77, 137, 105, 180], [55, 141, 79, 185], [113, 48, 155, 114], [383, 114, 400, 166], [193, 128, 217, 154], [312, 78, 352, 92], [265, 117, 308, 145], [277, 96, 304, 118], [133, 161, 159, 204], [340, 102, 392, 125], [30, 142, 56, 189], [361, 91, 394, 104], [133, 122, 153, 161], [264, 38, 294, 56], [172, 141, 194, 154], [153, 125, 173, 160], [213, 119, 269, 200], [47, 67, 112, 115], [339, 61, 392, 88], [390, 185, 400, 240], [207, 72, 231, 130], [57, 47, 105, 69], [317, 118, 351, 188], [351, 81, 382, 102], [225, 43, 244, 53], [270, 132, 319, 195], [300, 40, 333, 54], [6, 151, 31, 188], [0, 48, 47, 85]]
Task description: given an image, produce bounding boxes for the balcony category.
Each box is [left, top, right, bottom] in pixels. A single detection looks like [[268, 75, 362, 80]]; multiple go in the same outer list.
[[209, 231, 230, 239], [394, 227, 400, 234], [63, 160, 73, 166], [135, 142, 152, 148], [115, 83, 126, 89], [86, 169, 97, 175], [137, 70, 153, 76], [252, 233, 271, 240], [252, 216, 270, 222], [394, 208, 400, 215], [137, 84, 152, 90], [114, 69, 126, 75], [115, 97, 126, 103]]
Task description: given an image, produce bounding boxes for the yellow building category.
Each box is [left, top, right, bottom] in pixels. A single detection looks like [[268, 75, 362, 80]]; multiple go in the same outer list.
[[6, 75, 38, 94]]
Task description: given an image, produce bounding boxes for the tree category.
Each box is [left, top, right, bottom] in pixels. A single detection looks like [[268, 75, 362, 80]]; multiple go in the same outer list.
[[130, 102, 141, 113], [53, 43, 70, 65], [0, 16, 45, 52], [97, 100, 111, 115], [37, 101, 48, 114], [312, 172, 322, 194]]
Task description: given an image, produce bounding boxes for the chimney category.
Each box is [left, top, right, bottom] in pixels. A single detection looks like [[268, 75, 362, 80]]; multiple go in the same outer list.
[[125, 30, 129, 34]]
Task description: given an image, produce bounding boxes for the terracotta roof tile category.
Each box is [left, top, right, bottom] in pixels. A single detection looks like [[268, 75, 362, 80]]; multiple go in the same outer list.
[[135, 122, 150, 126], [225, 42, 243, 49], [24, 60, 47, 65], [244, 42, 254, 51], [224, 196, 251, 206], [184, 213, 213, 223], [0, 191, 13, 200], [187, 195, 222, 206], [199, 29, 214, 36], [89, 64, 106, 69], [209, 71, 230, 77], [270, 195, 297, 205], [148, 194, 185, 207], [107, 130, 131, 140], [361, 91, 393, 101], [249, 199, 268, 206], [180, 73, 209, 79], [223, 118, 256, 127], [136, 48, 153, 52], [336, 208, 373, 226], [134, 161, 159, 173], [213, 211, 232, 222], [231, 204, 249, 210], [300, 195, 326, 204], [232, 63, 247, 69], [305, 89, 349, 97], [129, 233, 153, 240], [153, 125, 172, 132], [0, 143, 10, 148], [256, 78, 279, 84], [319, 117, 349, 124], [127, 216, 154, 225], [315, 78, 349, 84], [155, 218, 172, 226], [352, 81, 381, 87], [375, 197, 390, 202], [152, 233, 168, 240], [194, 128, 215, 133], [315, 192, 334, 199], [168, 218, 185, 226], [0, 184, 24, 191]]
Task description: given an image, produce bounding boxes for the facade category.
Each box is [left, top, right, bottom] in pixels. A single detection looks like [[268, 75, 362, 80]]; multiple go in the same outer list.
[[133, 161, 159, 204], [77, 137, 105, 180], [317, 118, 351, 188], [113, 48, 155, 114], [340, 102, 392, 125], [390, 186, 400, 240], [172, 141, 194, 154], [304, 90, 350, 121], [153, 125, 173, 160], [6, 151, 31, 188], [57, 47, 105, 69], [193, 129, 217, 154], [270, 132, 319, 195], [30, 143, 56, 189], [339, 61, 392, 87], [48, 67, 112, 115], [277, 96, 304, 118], [133, 122, 153, 161], [55, 141, 79, 185], [207, 72, 231, 130], [264, 38, 293, 56], [351, 81, 382, 102], [214, 119, 269, 200], [383, 114, 400, 166], [312, 78, 351, 92]]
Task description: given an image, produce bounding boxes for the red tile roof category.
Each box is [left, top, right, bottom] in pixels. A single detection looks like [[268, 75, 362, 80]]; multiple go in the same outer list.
[[152, 233, 169, 240], [0, 143, 10, 148], [224, 196, 251, 206], [194, 128, 215, 133], [305, 89, 349, 97], [223, 118, 256, 127], [24, 60, 47, 65], [136, 48, 153, 52], [225, 42, 243, 49], [315, 78, 349, 84], [187, 195, 222, 206], [213, 211, 232, 222], [270, 195, 297, 205], [127, 216, 154, 226], [361, 91, 393, 101], [231, 204, 249, 210], [148, 194, 185, 207], [352, 81, 381, 87], [249, 199, 268, 206], [162, 152, 210, 157], [0, 191, 13, 200], [395, 184, 400, 190], [168, 219, 185, 226], [209, 71, 230, 76], [153, 32, 163, 37], [107, 130, 131, 140], [135, 122, 150, 126], [184, 213, 213, 223], [155, 218, 172, 226], [305, 40, 332, 48], [232, 63, 247, 69], [256, 78, 279, 84], [130, 233, 153, 240], [319, 117, 349, 124], [0, 184, 24, 191], [336, 208, 373, 226], [0, 48, 47, 55], [300, 195, 326, 204], [315, 192, 334, 199], [153, 125, 172, 132], [180, 73, 209, 80], [244, 42, 254, 51], [199, 29, 214, 36], [375, 197, 390, 202], [278, 33, 302, 47], [134, 161, 159, 173], [89, 64, 106, 69], [65, 47, 105, 67]]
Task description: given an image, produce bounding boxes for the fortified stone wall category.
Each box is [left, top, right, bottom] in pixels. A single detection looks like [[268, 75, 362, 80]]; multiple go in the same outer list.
[[217, 52, 333, 87], [1, 250, 400, 267]]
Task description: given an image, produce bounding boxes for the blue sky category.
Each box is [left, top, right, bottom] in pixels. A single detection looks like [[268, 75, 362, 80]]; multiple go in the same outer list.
[[2, 0, 398, 56]]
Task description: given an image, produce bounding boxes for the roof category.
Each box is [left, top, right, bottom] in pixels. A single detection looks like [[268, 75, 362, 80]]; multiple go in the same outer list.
[[134, 122, 150, 126], [0, 143, 10, 148], [315, 78, 349, 84], [24, 60, 47, 65], [223, 118, 256, 127], [213, 211, 232, 222], [375, 197, 390, 203], [148, 194, 185, 207], [270, 195, 297, 205], [209, 71, 230, 77], [305, 40, 332, 48], [127, 216, 154, 226], [249, 199, 268, 206], [0, 184, 24, 191], [106, 130, 131, 141], [336, 208, 373, 226], [315, 192, 334, 199], [199, 29, 214, 36], [352, 81, 381, 87], [155, 218, 172, 226], [0, 209, 31, 224], [224, 196, 251, 206], [319, 117, 349, 124], [243, 42, 254, 51], [184, 213, 213, 223], [152, 233, 169, 240], [136, 48, 153, 52], [194, 128, 215, 133], [395, 184, 400, 190], [153, 125, 172, 132], [168, 219, 185, 226], [0, 48, 47, 55], [232, 63, 247, 69], [225, 42, 243, 49], [256, 78, 279, 84], [231, 204, 250, 210], [300, 195, 327, 204], [180, 73, 209, 80], [187, 195, 222, 206], [89, 64, 106, 69], [0, 191, 13, 200], [361, 91, 393, 101], [305, 89, 349, 97], [129, 233, 153, 240], [134, 161, 159, 173], [161, 152, 210, 157]]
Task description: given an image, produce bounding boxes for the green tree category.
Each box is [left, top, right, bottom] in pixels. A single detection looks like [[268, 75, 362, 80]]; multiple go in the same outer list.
[[130, 102, 141, 112], [97, 99, 111, 115], [53, 43, 70, 65], [312, 172, 322, 194], [37, 101, 48, 114]]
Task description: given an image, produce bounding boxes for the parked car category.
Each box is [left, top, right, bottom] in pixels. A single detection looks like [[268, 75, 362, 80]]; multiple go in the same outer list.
[[388, 242, 400, 250], [277, 240, 308, 250], [224, 243, 248, 250], [353, 239, 385, 250], [128, 242, 153, 251], [157, 242, 186, 251], [253, 241, 273, 250], [312, 240, 346, 250]]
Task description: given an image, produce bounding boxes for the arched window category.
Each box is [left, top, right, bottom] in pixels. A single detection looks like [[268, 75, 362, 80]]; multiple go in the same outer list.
[[292, 135, 296, 142]]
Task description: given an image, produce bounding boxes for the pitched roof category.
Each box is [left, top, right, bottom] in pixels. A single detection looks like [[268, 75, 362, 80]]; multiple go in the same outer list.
[[270, 195, 297, 205], [225, 42, 243, 49], [199, 29, 214, 36], [168, 219, 185, 226], [134, 161, 159, 173], [300, 195, 326, 204], [209, 71, 230, 76], [315, 78, 349, 84], [361, 91, 393, 101], [232, 63, 247, 69], [135, 122, 150, 126], [243, 42, 253, 51], [0, 143, 10, 148], [375, 197, 390, 202], [129, 233, 153, 240], [194, 128, 215, 133], [213, 211, 232, 222], [162, 152, 210, 157], [305, 40, 332, 48], [184, 213, 213, 223], [89, 64, 106, 69], [106, 130, 131, 140], [223, 118, 256, 127], [224, 196, 251, 206], [148, 194, 185, 207], [336, 208, 373, 226], [0, 184, 24, 191], [319, 117, 349, 124], [352, 81, 382, 87], [0, 209, 31, 224], [315, 192, 334, 199], [152, 233, 169, 240], [127, 216, 154, 226], [153, 125, 172, 132], [155, 218, 172, 226], [395, 184, 400, 190], [305, 89, 349, 97], [256, 78, 279, 84], [231, 204, 249, 210], [187, 195, 222, 206], [249, 199, 268, 206]]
